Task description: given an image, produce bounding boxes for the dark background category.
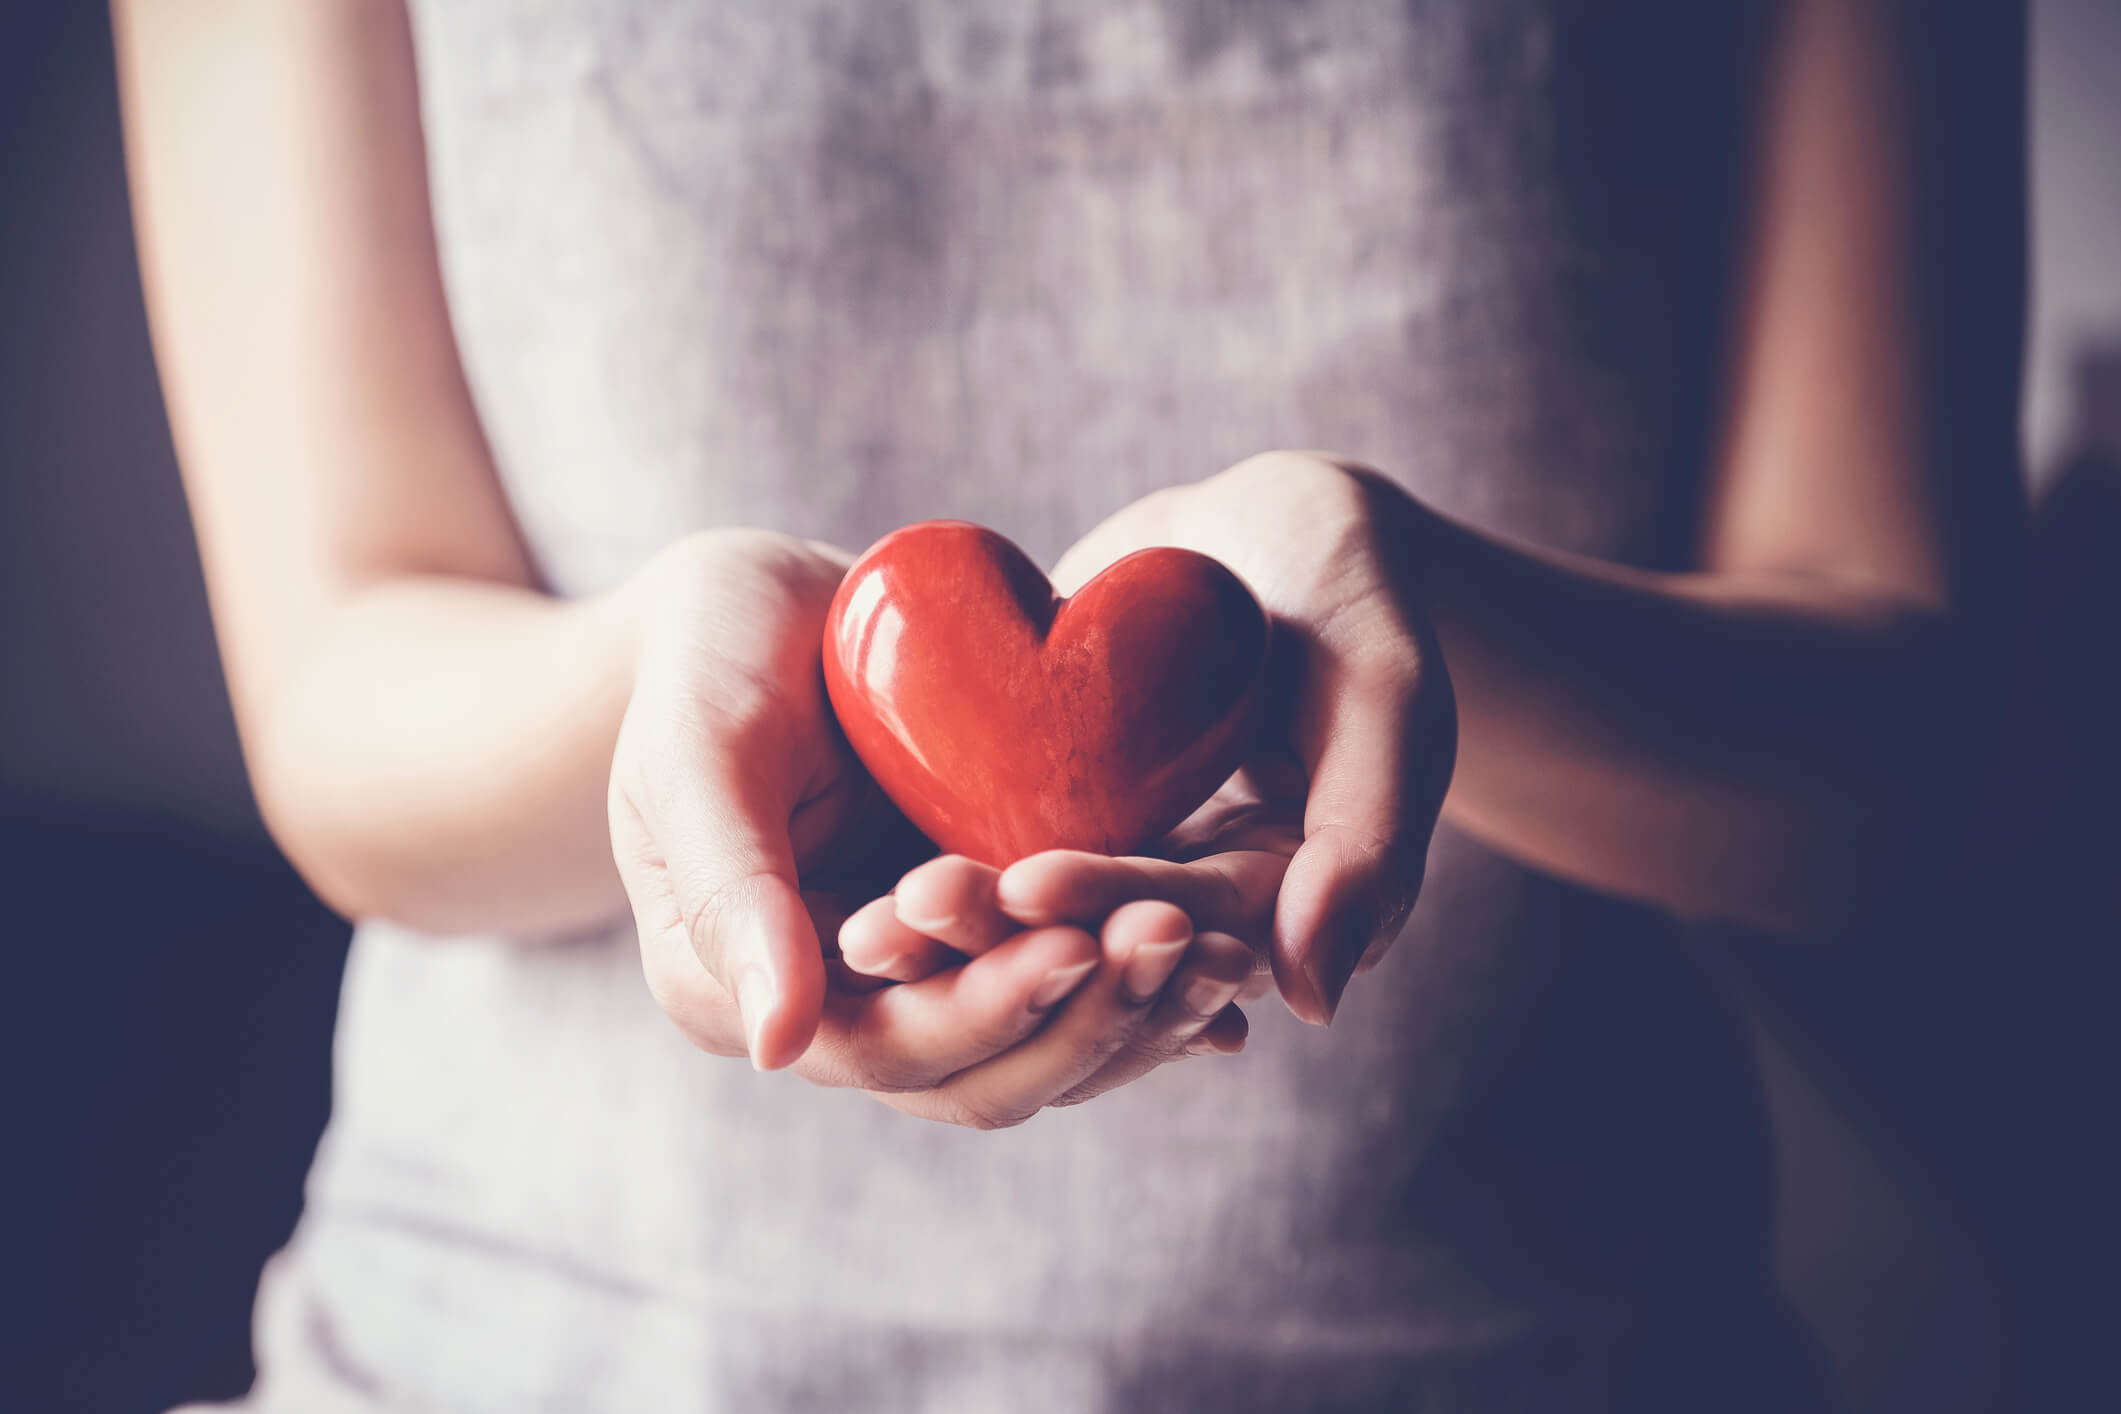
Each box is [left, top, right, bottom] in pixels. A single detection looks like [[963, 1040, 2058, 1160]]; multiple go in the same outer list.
[[2, 3, 2115, 1411], [2, 6, 348, 1410]]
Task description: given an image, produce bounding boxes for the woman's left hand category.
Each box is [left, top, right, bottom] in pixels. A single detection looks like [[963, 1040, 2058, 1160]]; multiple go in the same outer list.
[[838, 877, 1257, 1117], [853, 452, 1457, 1026]]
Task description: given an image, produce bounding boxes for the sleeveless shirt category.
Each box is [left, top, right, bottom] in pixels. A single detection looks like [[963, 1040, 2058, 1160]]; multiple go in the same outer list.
[[232, 3, 1836, 1410]]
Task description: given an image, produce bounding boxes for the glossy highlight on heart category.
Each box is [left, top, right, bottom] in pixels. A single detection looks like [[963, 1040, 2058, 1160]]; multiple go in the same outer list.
[[823, 520, 1269, 867]]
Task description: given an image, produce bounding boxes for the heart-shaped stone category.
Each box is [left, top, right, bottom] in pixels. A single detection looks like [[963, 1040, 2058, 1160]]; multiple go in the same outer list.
[[824, 520, 1269, 867]]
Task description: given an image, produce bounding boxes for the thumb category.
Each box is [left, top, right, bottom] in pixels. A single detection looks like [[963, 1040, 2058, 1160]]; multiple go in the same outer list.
[[653, 728, 829, 1070], [1274, 644, 1454, 1025]]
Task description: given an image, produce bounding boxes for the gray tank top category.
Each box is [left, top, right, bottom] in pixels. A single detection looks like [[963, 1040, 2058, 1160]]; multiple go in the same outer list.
[[245, 3, 1833, 1410]]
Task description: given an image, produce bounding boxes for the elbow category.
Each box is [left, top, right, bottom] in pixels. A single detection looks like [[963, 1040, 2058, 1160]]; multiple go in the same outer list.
[[1711, 788, 1993, 943], [1816, 613, 2014, 932], [1687, 602, 2008, 937], [250, 764, 398, 926], [1693, 712, 2007, 941], [1676, 796, 1874, 940], [246, 715, 442, 930]]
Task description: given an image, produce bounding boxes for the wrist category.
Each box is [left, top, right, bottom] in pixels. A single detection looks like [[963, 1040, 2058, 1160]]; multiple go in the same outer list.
[[612, 529, 854, 674], [1164, 451, 1438, 613]]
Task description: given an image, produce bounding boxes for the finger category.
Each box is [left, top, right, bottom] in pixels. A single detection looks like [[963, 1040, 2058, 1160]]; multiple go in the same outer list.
[[895, 902, 1194, 1129], [807, 891, 893, 991], [640, 726, 827, 1071], [1187, 1004, 1250, 1055], [820, 924, 1099, 1091], [891, 855, 1018, 958], [824, 956, 894, 994], [838, 896, 958, 982], [616, 792, 748, 1056], [1104, 900, 1203, 1004], [1276, 646, 1454, 1025], [996, 849, 1282, 946], [1057, 930, 1255, 1102]]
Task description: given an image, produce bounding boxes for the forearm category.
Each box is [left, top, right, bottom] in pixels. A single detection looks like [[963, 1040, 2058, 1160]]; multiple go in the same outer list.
[[249, 570, 644, 936], [113, 0, 639, 935], [1412, 499, 1963, 935], [1066, 450, 1980, 935]]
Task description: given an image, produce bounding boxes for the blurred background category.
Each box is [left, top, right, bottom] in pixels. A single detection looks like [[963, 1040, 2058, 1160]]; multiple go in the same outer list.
[[2, 2, 2114, 1410]]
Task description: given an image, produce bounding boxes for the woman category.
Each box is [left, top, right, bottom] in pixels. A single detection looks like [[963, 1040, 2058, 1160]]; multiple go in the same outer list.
[[119, 0, 2019, 1408]]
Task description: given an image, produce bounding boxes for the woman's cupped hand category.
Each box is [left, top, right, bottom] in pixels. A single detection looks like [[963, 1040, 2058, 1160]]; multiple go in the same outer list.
[[855, 452, 1457, 1032], [608, 529, 1253, 1130], [612, 453, 1453, 1128]]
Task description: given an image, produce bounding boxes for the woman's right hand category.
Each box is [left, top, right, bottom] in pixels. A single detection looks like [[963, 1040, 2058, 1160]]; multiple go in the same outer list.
[[609, 529, 1242, 1129]]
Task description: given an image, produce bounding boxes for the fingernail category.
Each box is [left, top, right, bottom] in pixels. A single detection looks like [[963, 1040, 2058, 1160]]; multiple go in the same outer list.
[[735, 967, 778, 1069], [1186, 1031, 1243, 1057], [1180, 972, 1241, 1018], [994, 870, 1058, 925], [899, 913, 956, 936], [1301, 926, 1368, 1026], [1298, 962, 1338, 1027], [1299, 958, 1335, 1025], [1122, 937, 1190, 1004], [1029, 958, 1097, 1011]]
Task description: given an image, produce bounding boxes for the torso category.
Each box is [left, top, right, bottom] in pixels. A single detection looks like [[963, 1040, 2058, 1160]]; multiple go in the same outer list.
[[256, 4, 1831, 1409]]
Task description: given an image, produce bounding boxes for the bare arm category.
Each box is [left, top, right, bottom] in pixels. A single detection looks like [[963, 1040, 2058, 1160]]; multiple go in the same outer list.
[[1424, 0, 2017, 934], [115, 0, 630, 933], [116, 0, 1255, 1118], [1009, 0, 2020, 1009], [1415, 499, 1948, 936]]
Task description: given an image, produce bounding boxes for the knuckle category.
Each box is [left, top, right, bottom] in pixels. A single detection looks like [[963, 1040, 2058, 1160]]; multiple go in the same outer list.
[[845, 1007, 932, 1095], [1199, 860, 1272, 940], [1117, 1027, 1185, 1073], [1217, 449, 1354, 495], [674, 867, 778, 971], [944, 1095, 1028, 1132], [966, 1016, 1031, 1062], [1310, 820, 1396, 873]]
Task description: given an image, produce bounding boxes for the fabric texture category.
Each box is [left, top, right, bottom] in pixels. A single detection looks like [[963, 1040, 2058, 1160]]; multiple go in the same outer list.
[[215, 2, 1836, 1409]]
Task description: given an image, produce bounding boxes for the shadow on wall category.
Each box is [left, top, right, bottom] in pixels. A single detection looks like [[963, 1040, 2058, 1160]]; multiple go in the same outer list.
[[1716, 339, 2121, 1414], [2011, 341, 2121, 1409], [0, 2, 259, 839], [1918, 339, 2121, 1410], [2, 788, 348, 1413], [1, 7, 351, 1412]]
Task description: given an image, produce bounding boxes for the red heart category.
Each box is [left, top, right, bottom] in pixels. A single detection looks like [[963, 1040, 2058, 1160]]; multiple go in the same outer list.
[[824, 521, 1269, 868]]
